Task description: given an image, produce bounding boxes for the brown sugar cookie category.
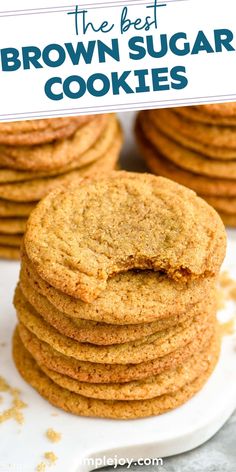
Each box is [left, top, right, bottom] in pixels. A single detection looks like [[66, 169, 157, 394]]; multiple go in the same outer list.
[[18, 323, 215, 383], [0, 199, 35, 217], [0, 217, 26, 234], [201, 102, 236, 117], [148, 109, 236, 160], [15, 290, 215, 365], [174, 105, 236, 126], [0, 115, 108, 171], [203, 195, 236, 215], [139, 114, 236, 179], [13, 329, 220, 419], [0, 116, 120, 184], [18, 279, 213, 345], [150, 108, 236, 150], [0, 116, 95, 147], [0, 134, 121, 203], [0, 233, 22, 247], [136, 127, 236, 197], [38, 335, 217, 401], [0, 245, 20, 260], [21, 248, 216, 324], [0, 115, 120, 176], [24, 172, 226, 303]]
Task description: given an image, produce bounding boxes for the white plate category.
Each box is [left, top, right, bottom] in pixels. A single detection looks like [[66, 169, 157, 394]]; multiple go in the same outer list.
[[0, 230, 235, 472]]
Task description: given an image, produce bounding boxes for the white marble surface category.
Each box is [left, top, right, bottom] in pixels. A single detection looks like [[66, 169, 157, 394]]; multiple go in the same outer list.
[[98, 410, 236, 471]]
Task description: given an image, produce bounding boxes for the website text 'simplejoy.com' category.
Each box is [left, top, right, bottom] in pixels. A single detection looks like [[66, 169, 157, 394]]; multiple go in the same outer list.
[[80, 455, 164, 469]]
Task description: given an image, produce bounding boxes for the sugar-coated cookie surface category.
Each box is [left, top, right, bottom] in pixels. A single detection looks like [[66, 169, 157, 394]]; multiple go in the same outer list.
[[17, 323, 215, 383], [136, 129, 236, 197], [21, 247, 216, 324], [13, 330, 220, 419], [38, 334, 217, 401], [24, 172, 226, 302], [0, 116, 94, 147], [141, 115, 236, 179], [15, 287, 215, 364], [19, 278, 204, 345]]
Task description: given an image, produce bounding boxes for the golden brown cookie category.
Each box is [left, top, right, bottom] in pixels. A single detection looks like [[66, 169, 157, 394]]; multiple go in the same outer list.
[[0, 199, 35, 217], [136, 127, 236, 197], [0, 115, 120, 177], [13, 329, 220, 419], [15, 289, 215, 365], [150, 108, 236, 149], [148, 109, 236, 160], [0, 218, 26, 234], [174, 105, 236, 126], [18, 279, 213, 345], [0, 245, 20, 260], [0, 233, 22, 247], [0, 133, 121, 203], [0, 115, 107, 171], [24, 172, 226, 303], [18, 322, 215, 383], [203, 195, 236, 215], [21, 248, 216, 324], [38, 334, 217, 401], [139, 113, 236, 179], [0, 116, 95, 147], [201, 102, 236, 117]]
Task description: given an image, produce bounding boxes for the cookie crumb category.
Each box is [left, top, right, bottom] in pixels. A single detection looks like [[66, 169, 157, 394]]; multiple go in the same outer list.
[[219, 271, 234, 289], [220, 318, 236, 337], [229, 286, 236, 302], [218, 271, 236, 308], [44, 451, 58, 465], [36, 462, 46, 472], [0, 376, 27, 424], [46, 428, 61, 443]]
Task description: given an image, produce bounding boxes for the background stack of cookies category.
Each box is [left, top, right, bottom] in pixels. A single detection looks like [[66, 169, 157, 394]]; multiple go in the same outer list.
[[0, 114, 122, 260], [136, 104, 236, 227], [13, 173, 226, 420]]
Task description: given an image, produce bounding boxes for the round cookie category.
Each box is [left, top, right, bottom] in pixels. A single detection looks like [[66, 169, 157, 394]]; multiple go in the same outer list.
[[13, 329, 220, 419], [148, 109, 236, 160], [0, 199, 35, 217], [21, 248, 216, 324], [15, 291, 215, 364], [18, 279, 212, 345], [0, 218, 26, 234], [174, 105, 236, 126], [18, 322, 215, 383], [136, 126, 236, 197], [139, 114, 236, 179], [0, 245, 20, 260], [0, 115, 120, 178], [38, 335, 217, 401], [0, 135, 121, 203], [150, 108, 236, 149], [0, 116, 95, 147], [202, 195, 236, 215], [201, 102, 236, 117], [0, 115, 107, 171], [24, 172, 226, 303], [0, 233, 22, 247]]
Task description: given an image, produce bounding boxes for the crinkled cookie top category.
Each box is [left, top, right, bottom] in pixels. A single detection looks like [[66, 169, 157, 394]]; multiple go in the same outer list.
[[24, 172, 226, 302]]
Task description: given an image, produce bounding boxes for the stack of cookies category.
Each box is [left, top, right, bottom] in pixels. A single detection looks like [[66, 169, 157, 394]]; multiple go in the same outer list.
[[13, 172, 226, 420], [0, 114, 122, 260], [136, 103, 236, 227]]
